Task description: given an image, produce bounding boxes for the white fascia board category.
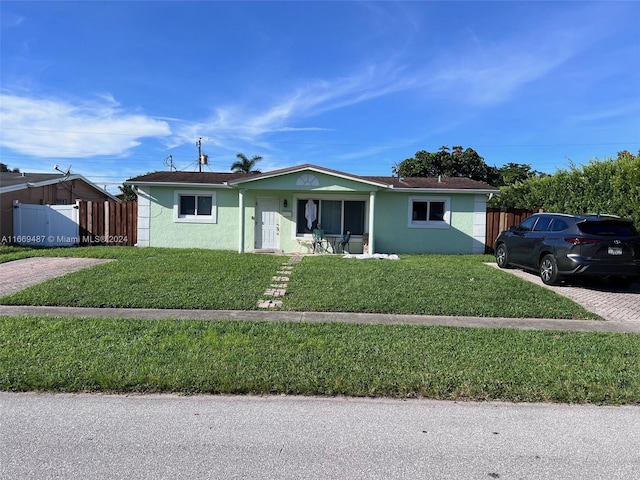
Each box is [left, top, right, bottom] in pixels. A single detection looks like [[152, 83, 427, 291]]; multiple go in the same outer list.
[[230, 166, 389, 188], [389, 187, 499, 195], [1, 174, 121, 202], [125, 181, 233, 189], [0, 184, 27, 194]]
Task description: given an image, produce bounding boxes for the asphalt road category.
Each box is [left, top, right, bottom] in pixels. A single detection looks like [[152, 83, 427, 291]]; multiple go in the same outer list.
[[2, 393, 639, 480]]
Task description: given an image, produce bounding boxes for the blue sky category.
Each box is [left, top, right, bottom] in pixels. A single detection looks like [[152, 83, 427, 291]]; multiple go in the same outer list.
[[1, 1, 639, 192]]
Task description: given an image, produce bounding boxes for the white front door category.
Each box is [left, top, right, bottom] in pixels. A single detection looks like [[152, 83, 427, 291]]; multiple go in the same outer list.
[[256, 197, 279, 250]]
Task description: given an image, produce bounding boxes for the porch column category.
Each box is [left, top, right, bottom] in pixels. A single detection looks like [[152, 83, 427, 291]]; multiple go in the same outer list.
[[368, 191, 376, 254], [238, 188, 245, 253]]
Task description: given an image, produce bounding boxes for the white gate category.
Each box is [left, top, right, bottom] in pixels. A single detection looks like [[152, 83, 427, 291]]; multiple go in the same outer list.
[[12, 200, 80, 246]]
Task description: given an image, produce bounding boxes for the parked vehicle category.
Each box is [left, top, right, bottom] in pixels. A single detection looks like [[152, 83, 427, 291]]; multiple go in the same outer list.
[[494, 213, 640, 287]]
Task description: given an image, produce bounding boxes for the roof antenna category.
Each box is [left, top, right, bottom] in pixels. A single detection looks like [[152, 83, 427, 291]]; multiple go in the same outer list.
[[163, 154, 175, 171], [54, 164, 72, 176]]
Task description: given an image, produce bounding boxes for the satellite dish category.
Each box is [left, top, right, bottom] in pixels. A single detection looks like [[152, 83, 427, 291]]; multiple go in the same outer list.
[[54, 164, 72, 176]]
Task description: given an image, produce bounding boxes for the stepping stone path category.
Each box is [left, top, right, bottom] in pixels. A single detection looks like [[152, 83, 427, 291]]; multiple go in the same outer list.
[[257, 255, 303, 309]]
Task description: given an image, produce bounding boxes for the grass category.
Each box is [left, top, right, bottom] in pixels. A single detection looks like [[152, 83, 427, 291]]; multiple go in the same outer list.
[[1, 316, 639, 404], [282, 255, 596, 318], [2, 246, 625, 403], [1, 247, 285, 310], [0, 246, 596, 319]]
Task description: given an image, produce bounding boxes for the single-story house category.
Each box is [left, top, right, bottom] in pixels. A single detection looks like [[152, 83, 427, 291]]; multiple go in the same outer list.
[[0, 172, 120, 238], [125, 164, 499, 254]]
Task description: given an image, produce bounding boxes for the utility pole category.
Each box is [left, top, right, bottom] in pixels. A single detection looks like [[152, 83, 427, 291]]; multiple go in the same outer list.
[[197, 137, 202, 172]]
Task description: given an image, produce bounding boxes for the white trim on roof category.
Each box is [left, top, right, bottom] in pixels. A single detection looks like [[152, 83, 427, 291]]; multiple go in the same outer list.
[[0, 174, 121, 201], [125, 181, 233, 189], [389, 187, 498, 194], [228, 165, 390, 189]]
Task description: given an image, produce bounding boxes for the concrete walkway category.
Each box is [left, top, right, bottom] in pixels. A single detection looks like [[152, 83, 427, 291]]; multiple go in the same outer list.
[[1, 257, 639, 333]]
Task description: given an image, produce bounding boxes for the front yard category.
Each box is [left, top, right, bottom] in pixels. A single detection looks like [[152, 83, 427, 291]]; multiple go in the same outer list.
[[3, 246, 638, 404], [0, 246, 595, 318]]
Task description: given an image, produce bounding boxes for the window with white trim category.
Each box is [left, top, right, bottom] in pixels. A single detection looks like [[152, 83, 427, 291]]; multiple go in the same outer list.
[[408, 196, 450, 228], [174, 190, 216, 223]]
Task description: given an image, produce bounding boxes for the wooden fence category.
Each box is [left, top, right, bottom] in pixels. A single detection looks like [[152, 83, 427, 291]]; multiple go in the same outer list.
[[75, 202, 530, 252], [78, 201, 137, 246], [485, 208, 536, 254]]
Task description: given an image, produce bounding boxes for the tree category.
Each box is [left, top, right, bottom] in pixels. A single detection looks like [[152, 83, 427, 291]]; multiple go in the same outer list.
[[391, 147, 550, 187], [392, 146, 490, 183], [0, 163, 20, 173], [230, 153, 262, 174], [496, 163, 542, 186], [118, 184, 138, 202], [392, 146, 551, 189]]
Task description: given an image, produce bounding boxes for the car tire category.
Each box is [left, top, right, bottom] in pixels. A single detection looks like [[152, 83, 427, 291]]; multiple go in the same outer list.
[[495, 243, 510, 269], [540, 254, 560, 286]]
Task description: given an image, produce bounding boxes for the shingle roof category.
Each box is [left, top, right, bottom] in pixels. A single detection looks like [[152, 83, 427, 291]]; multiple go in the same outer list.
[[361, 175, 497, 190], [0, 172, 122, 201], [126, 171, 254, 184], [0, 172, 67, 188], [126, 166, 498, 192]]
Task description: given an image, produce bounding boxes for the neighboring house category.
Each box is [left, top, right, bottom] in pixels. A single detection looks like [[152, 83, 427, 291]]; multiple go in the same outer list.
[[125, 164, 498, 254], [0, 172, 120, 238]]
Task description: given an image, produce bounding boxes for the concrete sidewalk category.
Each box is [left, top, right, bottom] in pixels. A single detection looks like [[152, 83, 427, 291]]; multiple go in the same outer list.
[[1, 257, 639, 333], [1, 304, 639, 333]]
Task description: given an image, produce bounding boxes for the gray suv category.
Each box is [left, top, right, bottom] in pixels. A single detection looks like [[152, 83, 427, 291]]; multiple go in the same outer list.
[[494, 213, 640, 287]]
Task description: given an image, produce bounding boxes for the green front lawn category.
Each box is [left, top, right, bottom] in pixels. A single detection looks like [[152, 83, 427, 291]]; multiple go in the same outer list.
[[1, 316, 638, 404], [1, 247, 284, 310], [0, 246, 596, 319], [1, 246, 634, 404]]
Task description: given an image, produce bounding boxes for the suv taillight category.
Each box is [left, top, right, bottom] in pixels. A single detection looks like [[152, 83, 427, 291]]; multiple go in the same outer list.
[[565, 237, 603, 245]]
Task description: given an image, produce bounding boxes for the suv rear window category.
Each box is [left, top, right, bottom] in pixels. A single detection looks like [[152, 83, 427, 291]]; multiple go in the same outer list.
[[577, 221, 638, 236], [549, 218, 569, 232]]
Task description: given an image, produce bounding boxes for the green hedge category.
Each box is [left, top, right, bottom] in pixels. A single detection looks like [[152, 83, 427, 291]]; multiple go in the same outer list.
[[489, 151, 640, 227]]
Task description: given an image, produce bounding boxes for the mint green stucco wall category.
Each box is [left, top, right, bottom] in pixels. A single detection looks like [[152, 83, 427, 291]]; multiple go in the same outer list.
[[143, 182, 482, 254], [236, 171, 377, 192], [148, 186, 239, 250], [374, 192, 476, 254], [146, 186, 327, 253]]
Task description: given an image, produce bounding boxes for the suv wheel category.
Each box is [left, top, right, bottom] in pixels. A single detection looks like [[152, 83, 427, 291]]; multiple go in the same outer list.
[[495, 243, 510, 269], [540, 254, 560, 286]]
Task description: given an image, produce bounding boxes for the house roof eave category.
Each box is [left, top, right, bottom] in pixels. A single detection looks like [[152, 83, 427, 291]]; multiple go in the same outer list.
[[228, 164, 389, 189], [126, 181, 234, 189], [389, 187, 499, 195], [0, 173, 121, 202]]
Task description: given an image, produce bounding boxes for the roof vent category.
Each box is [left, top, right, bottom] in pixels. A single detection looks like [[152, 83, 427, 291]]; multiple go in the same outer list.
[[438, 175, 442, 183]]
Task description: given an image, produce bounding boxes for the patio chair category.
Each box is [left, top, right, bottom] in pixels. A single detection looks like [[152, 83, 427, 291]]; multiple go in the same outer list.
[[339, 231, 351, 254], [312, 228, 330, 254]]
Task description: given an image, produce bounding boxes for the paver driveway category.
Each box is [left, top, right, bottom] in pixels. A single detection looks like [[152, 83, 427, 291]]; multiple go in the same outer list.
[[0, 257, 114, 297], [487, 263, 640, 322]]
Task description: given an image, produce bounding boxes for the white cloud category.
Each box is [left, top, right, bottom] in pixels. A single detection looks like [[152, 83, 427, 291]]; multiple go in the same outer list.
[[567, 102, 640, 123], [426, 32, 587, 106], [0, 94, 171, 158], [0, 13, 25, 29], [170, 61, 420, 150]]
